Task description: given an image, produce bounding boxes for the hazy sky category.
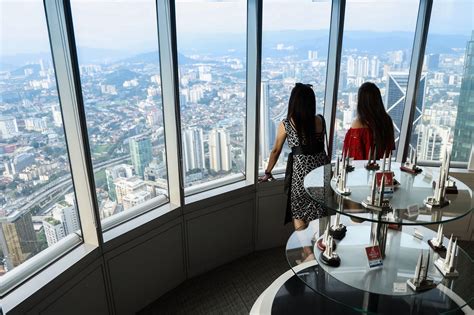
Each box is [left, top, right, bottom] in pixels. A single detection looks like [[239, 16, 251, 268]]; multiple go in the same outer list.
[[0, 0, 472, 56]]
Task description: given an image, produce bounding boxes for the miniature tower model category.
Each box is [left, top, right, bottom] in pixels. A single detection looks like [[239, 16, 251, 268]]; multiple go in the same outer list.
[[317, 222, 337, 251], [443, 148, 458, 194], [365, 146, 380, 170], [428, 224, 446, 253], [375, 152, 395, 193], [361, 174, 391, 211], [336, 152, 351, 196], [401, 145, 422, 174], [425, 156, 450, 208], [361, 173, 391, 211], [407, 251, 436, 291], [334, 155, 340, 179], [345, 149, 354, 172], [434, 235, 459, 277], [320, 235, 341, 267]]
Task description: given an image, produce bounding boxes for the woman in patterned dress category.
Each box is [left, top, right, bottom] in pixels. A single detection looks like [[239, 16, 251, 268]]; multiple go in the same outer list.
[[343, 82, 395, 159], [259, 83, 327, 230]]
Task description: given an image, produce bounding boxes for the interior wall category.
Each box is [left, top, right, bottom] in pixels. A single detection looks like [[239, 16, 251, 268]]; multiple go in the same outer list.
[[9, 183, 291, 315]]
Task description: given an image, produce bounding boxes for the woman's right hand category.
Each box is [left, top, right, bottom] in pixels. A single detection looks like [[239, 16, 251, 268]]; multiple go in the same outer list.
[[258, 173, 274, 183]]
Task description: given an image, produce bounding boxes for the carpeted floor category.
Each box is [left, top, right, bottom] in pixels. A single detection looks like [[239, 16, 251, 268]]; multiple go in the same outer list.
[[138, 247, 289, 315], [139, 242, 474, 315]]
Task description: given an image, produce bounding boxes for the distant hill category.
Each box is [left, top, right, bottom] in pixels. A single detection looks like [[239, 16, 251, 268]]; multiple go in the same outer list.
[[1, 31, 470, 71], [120, 51, 197, 65], [105, 68, 140, 86]]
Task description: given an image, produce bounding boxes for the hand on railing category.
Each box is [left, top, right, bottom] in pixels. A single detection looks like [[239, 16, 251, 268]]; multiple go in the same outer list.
[[258, 172, 274, 183]]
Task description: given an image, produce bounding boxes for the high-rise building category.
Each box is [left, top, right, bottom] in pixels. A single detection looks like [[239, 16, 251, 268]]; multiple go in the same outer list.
[[183, 128, 205, 172], [51, 105, 63, 127], [385, 72, 426, 142], [129, 135, 152, 178], [0, 211, 38, 270], [105, 164, 134, 202], [259, 82, 276, 166], [416, 124, 450, 161], [114, 176, 147, 204], [24, 117, 48, 132], [347, 56, 356, 77], [370, 56, 380, 78], [427, 53, 440, 71], [209, 129, 232, 172], [122, 190, 152, 210], [52, 202, 80, 235], [43, 217, 65, 247], [0, 116, 19, 139], [452, 32, 474, 162]]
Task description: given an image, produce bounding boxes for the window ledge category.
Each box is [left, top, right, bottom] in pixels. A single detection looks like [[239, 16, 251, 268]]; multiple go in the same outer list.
[[1, 239, 95, 314], [103, 201, 180, 243], [185, 178, 253, 205], [101, 195, 170, 231]]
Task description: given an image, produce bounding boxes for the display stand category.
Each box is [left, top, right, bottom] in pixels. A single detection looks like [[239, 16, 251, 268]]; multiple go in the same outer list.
[[284, 161, 474, 314]]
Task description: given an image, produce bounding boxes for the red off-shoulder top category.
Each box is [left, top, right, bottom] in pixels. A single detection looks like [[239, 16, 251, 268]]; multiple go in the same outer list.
[[343, 127, 395, 160]]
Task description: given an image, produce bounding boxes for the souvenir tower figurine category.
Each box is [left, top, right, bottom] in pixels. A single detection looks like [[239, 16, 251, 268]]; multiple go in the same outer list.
[[320, 235, 341, 267], [344, 149, 354, 172], [334, 155, 340, 179], [317, 222, 337, 251], [425, 157, 450, 208], [443, 148, 458, 194], [361, 174, 391, 211], [336, 152, 351, 196], [407, 251, 436, 291], [434, 235, 459, 278], [427, 224, 446, 254], [365, 146, 380, 170], [375, 152, 395, 193], [401, 145, 422, 174]]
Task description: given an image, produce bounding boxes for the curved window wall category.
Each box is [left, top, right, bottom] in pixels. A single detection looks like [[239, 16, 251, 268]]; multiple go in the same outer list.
[[70, 0, 169, 228], [1, 0, 473, 303], [0, 0, 81, 278]]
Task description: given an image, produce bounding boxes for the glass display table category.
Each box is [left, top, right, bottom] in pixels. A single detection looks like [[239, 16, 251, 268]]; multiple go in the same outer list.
[[284, 161, 473, 314]]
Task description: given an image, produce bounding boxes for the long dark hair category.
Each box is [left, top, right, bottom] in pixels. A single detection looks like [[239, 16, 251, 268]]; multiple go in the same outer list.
[[357, 82, 394, 155], [287, 83, 316, 147]]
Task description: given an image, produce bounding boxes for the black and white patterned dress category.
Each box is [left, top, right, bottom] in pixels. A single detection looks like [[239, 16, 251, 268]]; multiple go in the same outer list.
[[283, 119, 327, 222]]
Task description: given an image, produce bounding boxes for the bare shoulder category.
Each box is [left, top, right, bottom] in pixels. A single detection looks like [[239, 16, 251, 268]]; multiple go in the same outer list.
[[351, 118, 367, 129], [314, 115, 324, 133]]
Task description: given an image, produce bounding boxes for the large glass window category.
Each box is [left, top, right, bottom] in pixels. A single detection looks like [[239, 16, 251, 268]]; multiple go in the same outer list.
[[260, 0, 331, 172], [411, 0, 474, 163], [70, 0, 168, 226], [333, 0, 420, 158], [0, 1, 81, 274], [175, 0, 247, 193]]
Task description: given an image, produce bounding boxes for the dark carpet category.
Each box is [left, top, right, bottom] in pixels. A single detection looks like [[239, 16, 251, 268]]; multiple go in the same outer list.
[[138, 247, 288, 315], [139, 242, 473, 315]]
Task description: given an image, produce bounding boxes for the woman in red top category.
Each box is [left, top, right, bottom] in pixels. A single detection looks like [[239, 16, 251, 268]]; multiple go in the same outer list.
[[343, 82, 395, 160]]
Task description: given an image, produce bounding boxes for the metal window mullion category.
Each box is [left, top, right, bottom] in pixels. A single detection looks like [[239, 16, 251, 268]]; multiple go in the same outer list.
[[43, 0, 101, 246], [246, 0, 262, 185], [323, 0, 346, 158], [156, 0, 184, 206], [396, 0, 433, 162]]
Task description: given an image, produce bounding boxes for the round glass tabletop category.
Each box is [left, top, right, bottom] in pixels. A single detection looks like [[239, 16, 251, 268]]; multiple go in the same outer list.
[[304, 161, 473, 225], [286, 216, 474, 314]]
